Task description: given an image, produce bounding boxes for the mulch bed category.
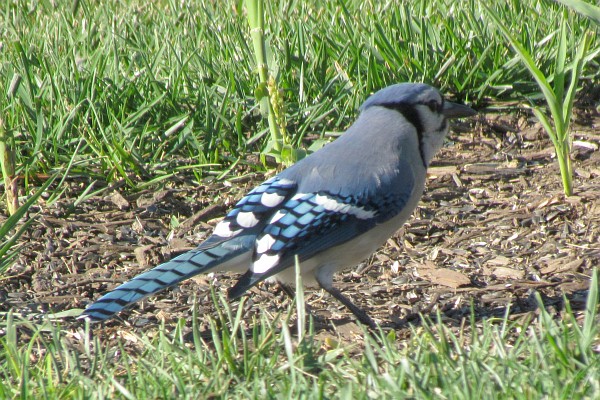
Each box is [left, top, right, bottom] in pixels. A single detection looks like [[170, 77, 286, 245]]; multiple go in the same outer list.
[[1, 107, 599, 346]]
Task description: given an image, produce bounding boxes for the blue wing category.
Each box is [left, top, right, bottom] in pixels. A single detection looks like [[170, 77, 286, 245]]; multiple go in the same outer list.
[[209, 176, 298, 240], [228, 184, 414, 298]]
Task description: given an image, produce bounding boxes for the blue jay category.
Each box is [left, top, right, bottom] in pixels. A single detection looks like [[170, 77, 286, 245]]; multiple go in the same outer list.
[[81, 83, 475, 328]]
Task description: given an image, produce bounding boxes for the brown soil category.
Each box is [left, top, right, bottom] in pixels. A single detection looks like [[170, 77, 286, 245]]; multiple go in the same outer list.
[[1, 107, 599, 345]]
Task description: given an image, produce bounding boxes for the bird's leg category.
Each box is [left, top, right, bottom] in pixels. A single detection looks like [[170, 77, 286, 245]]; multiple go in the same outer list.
[[315, 276, 378, 330], [277, 281, 298, 301]]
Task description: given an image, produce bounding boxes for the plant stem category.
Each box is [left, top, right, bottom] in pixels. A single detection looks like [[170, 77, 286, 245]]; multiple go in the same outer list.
[[245, 0, 283, 154], [0, 119, 19, 215], [557, 141, 573, 196]]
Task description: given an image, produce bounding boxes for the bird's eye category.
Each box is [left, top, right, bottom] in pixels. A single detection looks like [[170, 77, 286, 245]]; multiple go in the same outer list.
[[426, 99, 441, 113]]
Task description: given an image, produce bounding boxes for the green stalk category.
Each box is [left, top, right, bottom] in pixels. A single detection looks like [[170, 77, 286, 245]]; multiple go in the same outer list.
[[557, 145, 572, 196], [0, 119, 18, 215], [245, 0, 283, 155]]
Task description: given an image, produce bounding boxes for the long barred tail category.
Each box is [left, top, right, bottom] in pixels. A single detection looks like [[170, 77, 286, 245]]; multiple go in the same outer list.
[[80, 236, 253, 321]]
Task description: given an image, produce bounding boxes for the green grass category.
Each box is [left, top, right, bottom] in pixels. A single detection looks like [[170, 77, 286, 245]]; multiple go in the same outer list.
[[1, 0, 598, 188], [1, 272, 598, 398]]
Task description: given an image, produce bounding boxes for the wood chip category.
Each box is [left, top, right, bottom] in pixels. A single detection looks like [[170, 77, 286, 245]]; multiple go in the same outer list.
[[428, 165, 458, 177], [118, 330, 139, 343], [134, 244, 155, 269], [108, 191, 130, 210], [174, 204, 225, 238], [573, 140, 598, 151], [486, 255, 512, 266], [417, 262, 470, 289], [463, 163, 501, 173], [540, 258, 584, 275], [166, 238, 193, 253], [487, 266, 525, 280]]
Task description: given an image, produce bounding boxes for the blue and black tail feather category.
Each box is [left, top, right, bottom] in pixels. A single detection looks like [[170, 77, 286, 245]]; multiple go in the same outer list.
[[80, 177, 299, 322], [80, 236, 254, 321]]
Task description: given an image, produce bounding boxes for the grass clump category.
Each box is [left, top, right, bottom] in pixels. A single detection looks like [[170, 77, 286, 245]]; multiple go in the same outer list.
[[1, 270, 598, 398], [1, 0, 598, 188], [484, 4, 597, 196]]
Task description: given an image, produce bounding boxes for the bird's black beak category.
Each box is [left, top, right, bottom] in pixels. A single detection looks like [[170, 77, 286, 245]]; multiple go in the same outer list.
[[443, 101, 476, 119]]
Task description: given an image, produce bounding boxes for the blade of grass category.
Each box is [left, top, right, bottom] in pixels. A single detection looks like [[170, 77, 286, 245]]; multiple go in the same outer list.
[[294, 255, 305, 341], [554, 11, 567, 106], [555, 0, 600, 25], [581, 269, 599, 353], [483, 5, 561, 122]]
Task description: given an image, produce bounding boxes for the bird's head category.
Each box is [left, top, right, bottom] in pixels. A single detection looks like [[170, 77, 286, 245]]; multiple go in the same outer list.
[[360, 83, 476, 167]]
